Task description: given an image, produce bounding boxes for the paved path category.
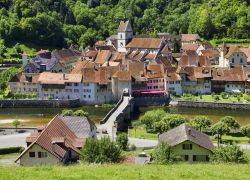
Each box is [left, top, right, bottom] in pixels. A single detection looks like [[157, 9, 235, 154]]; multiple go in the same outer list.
[[128, 138, 158, 149], [98, 96, 131, 138], [0, 133, 29, 148]]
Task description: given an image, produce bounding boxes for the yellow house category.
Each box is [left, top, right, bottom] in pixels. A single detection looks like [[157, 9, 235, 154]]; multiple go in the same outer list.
[[159, 124, 214, 162]]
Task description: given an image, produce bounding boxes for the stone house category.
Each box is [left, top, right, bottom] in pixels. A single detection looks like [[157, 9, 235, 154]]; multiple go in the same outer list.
[[15, 115, 96, 166], [159, 124, 214, 162], [224, 46, 248, 67]]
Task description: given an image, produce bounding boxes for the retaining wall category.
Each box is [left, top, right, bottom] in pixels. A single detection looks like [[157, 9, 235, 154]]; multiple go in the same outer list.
[[134, 96, 170, 107], [177, 100, 250, 110], [0, 99, 81, 108]]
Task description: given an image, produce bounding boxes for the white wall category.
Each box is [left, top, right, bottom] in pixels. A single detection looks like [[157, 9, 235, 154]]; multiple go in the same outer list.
[[165, 80, 182, 96], [19, 144, 60, 166]]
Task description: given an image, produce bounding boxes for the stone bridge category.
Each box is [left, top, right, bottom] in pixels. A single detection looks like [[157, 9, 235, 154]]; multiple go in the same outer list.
[[99, 95, 134, 139]]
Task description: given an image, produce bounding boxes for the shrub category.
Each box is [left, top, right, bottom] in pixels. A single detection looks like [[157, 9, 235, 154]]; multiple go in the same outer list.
[[210, 145, 248, 163], [0, 147, 24, 155], [12, 119, 20, 131], [81, 137, 121, 163], [73, 110, 89, 117], [213, 95, 220, 101], [153, 143, 177, 164], [48, 96, 53, 100], [61, 109, 74, 116], [116, 133, 128, 151], [241, 124, 250, 137], [130, 144, 136, 151], [220, 92, 228, 99]]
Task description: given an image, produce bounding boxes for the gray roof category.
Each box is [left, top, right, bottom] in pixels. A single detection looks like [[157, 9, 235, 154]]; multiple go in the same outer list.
[[59, 116, 96, 138], [159, 124, 214, 152]]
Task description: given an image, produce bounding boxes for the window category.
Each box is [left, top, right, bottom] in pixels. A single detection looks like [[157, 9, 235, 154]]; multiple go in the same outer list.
[[184, 155, 189, 161], [232, 58, 234, 63], [182, 144, 192, 150], [29, 152, 35, 158], [240, 59, 243, 63], [74, 83, 78, 86], [74, 89, 79, 93], [38, 152, 47, 158], [120, 42, 123, 47], [88, 95, 91, 98], [193, 155, 209, 161]]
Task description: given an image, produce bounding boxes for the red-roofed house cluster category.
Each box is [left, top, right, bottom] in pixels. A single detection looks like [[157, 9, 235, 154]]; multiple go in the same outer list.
[[10, 20, 250, 103]]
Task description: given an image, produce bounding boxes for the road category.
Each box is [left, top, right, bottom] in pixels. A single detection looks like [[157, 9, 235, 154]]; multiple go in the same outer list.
[[0, 132, 249, 150], [0, 133, 29, 148], [128, 138, 158, 149]]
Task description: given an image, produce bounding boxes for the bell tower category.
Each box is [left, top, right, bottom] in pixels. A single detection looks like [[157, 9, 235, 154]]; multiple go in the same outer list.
[[117, 20, 133, 52]]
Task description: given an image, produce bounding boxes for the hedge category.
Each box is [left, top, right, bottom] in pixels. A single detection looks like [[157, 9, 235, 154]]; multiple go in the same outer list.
[[0, 146, 24, 155]]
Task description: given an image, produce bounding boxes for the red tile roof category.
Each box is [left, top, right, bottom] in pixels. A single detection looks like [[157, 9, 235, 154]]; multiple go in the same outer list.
[[16, 115, 84, 162], [126, 38, 162, 49], [212, 65, 246, 82], [181, 34, 200, 42]]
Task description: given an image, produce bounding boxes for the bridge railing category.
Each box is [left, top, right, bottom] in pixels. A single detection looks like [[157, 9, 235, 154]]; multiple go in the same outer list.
[[100, 96, 124, 124]]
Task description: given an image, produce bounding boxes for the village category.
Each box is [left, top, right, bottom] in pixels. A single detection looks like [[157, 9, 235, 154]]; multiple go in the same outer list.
[[0, 20, 249, 169], [8, 20, 250, 103]]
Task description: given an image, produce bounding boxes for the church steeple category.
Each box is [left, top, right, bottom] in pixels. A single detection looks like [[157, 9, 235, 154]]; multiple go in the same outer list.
[[117, 20, 133, 53]]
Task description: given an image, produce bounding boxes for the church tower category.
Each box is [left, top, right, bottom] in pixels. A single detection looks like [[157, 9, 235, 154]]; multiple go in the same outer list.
[[117, 20, 133, 52]]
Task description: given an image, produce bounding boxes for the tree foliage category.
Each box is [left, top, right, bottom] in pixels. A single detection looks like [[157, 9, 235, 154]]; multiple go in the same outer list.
[[116, 133, 128, 151], [210, 145, 248, 163], [191, 116, 212, 132], [153, 142, 178, 164], [81, 137, 121, 163], [61, 109, 89, 117], [220, 116, 240, 130], [140, 109, 189, 133], [241, 124, 250, 137], [0, 0, 250, 48]]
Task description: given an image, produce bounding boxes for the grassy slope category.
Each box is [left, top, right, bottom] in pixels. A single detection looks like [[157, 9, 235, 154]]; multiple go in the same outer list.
[[0, 164, 249, 180]]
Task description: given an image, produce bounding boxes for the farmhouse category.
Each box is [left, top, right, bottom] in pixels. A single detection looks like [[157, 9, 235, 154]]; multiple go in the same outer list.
[[159, 124, 214, 162], [15, 115, 96, 166]]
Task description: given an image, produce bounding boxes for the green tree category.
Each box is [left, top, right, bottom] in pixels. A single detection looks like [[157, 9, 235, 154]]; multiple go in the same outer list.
[[153, 143, 178, 164], [221, 116, 240, 130], [12, 119, 20, 131], [61, 109, 74, 116], [140, 109, 166, 131], [191, 116, 212, 132], [241, 124, 250, 137], [116, 133, 128, 151], [211, 121, 230, 145], [73, 110, 89, 117], [81, 137, 121, 163], [210, 145, 248, 163]]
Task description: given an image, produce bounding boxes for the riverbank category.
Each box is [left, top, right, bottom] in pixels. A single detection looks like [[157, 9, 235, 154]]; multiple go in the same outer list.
[[0, 99, 81, 108], [176, 100, 250, 110]]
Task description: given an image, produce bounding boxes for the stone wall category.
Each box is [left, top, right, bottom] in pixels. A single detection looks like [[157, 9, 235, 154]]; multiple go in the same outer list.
[[134, 96, 170, 107], [177, 100, 250, 110], [0, 99, 81, 108]]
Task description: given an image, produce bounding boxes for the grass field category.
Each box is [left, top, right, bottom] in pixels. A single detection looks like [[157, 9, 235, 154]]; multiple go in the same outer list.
[[0, 164, 249, 180]]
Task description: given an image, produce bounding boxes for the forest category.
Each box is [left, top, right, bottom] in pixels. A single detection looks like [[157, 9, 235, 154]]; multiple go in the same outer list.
[[0, 0, 249, 49]]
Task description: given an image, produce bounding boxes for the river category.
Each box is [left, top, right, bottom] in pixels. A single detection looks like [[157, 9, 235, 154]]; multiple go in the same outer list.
[[0, 106, 249, 127]]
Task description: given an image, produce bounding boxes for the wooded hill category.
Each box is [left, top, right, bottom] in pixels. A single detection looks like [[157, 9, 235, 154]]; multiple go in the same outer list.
[[0, 0, 250, 48]]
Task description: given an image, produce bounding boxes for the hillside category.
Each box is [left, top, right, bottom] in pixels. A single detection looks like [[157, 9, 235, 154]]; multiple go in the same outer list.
[[0, 164, 249, 180], [0, 0, 250, 49]]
